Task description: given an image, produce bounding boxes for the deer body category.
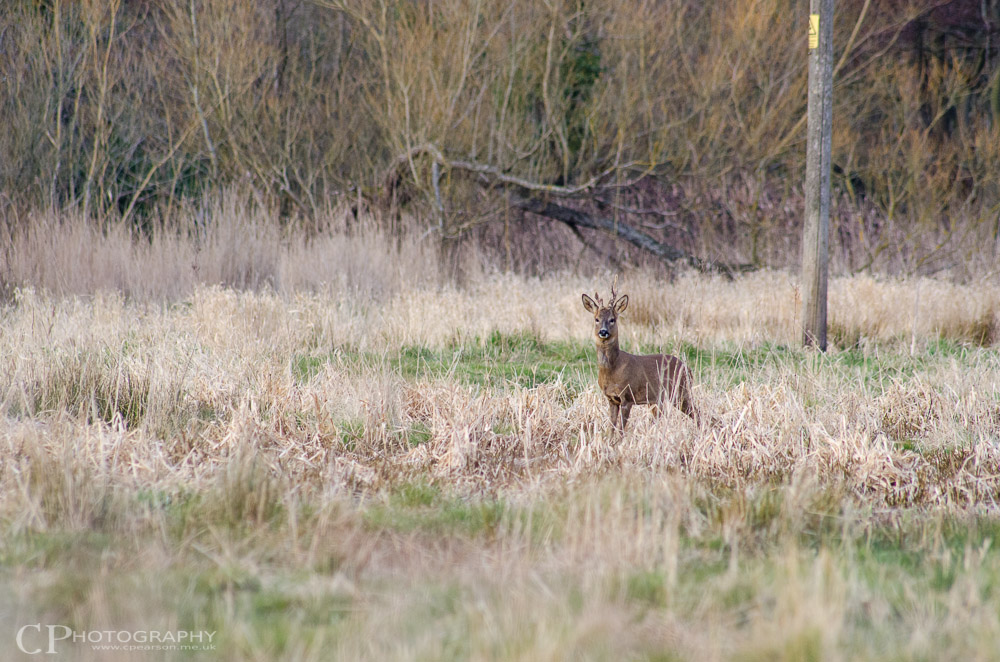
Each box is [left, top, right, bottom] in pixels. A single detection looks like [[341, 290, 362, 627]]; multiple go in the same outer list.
[[583, 286, 696, 433]]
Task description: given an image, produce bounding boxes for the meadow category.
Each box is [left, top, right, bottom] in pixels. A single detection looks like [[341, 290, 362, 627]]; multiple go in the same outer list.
[[4, 0, 1000, 658], [2, 210, 1000, 660]]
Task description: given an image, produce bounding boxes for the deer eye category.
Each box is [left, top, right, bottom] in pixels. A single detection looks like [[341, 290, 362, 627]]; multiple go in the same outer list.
[[595, 318, 599, 323], [609, 319, 615, 325]]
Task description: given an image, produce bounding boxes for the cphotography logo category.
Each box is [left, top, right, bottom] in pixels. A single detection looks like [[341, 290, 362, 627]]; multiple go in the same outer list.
[[16, 624, 217, 655]]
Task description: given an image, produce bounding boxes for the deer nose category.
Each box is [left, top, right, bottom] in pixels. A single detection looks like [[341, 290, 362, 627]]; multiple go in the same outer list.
[[598, 328, 609, 339]]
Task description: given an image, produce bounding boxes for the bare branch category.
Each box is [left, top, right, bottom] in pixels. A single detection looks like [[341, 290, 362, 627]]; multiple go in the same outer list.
[[511, 195, 755, 277], [385, 143, 641, 197]]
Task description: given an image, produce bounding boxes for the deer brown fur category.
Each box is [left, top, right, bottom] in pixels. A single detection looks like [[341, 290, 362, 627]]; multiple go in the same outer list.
[[582, 279, 697, 433]]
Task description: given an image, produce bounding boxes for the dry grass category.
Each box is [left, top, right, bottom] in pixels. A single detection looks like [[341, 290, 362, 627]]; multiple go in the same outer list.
[[2, 226, 1000, 659], [1, 194, 452, 301]]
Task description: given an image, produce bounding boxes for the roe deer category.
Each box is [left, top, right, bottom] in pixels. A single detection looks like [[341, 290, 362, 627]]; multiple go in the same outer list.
[[582, 279, 697, 433]]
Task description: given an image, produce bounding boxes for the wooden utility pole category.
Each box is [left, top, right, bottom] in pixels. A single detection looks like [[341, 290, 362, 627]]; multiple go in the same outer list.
[[802, 0, 834, 350]]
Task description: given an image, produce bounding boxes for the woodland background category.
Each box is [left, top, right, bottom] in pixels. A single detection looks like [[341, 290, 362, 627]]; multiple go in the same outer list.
[[2, 0, 1000, 279]]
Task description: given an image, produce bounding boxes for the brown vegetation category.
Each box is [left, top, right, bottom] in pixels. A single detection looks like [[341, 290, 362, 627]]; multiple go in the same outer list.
[[2, 0, 1000, 274]]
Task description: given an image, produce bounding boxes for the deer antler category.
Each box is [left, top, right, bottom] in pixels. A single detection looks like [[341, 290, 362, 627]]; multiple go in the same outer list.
[[609, 274, 619, 308]]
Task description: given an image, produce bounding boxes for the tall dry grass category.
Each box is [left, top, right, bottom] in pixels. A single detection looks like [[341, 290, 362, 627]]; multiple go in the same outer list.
[[2, 259, 1000, 658], [2, 204, 1000, 658], [3, 254, 999, 508], [0, 193, 453, 301]]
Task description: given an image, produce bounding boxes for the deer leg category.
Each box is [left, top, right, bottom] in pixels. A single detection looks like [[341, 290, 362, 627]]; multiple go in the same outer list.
[[670, 383, 698, 423], [680, 393, 698, 422], [619, 402, 633, 432], [608, 401, 622, 433], [678, 371, 698, 422], [666, 366, 697, 422]]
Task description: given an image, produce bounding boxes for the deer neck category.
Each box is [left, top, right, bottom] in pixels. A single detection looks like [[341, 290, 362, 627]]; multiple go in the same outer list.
[[596, 338, 620, 370]]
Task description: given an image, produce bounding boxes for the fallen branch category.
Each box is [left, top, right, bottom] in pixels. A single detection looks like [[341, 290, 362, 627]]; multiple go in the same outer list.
[[511, 195, 755, 276], [384, 143, 755, 275]]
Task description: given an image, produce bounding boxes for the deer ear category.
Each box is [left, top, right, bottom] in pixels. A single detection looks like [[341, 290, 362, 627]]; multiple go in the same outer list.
[[614, 295, 628, 313], [582, 293, 598, 314]]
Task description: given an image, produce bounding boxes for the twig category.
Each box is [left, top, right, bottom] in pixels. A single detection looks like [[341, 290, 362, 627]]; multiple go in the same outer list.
[[384, 143, 640, 197]]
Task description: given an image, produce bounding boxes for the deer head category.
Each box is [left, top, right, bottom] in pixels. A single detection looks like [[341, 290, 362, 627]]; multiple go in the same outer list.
[[581, 277, 628, 344]]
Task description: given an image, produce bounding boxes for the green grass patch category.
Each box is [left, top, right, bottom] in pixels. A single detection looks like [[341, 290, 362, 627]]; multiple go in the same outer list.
[[406, 421, 433, 446], [362, 481, 507, 537], [668, 340, 981, 393], [393, 331, 593, 388], [336, 417, 364, 450], [0, 529, 114, 568], [293, 331, 595, 390], [294, 335, 984, 399], [23, 348, 150, 428], [291, 346, 361, 382], [623, 569, 668, 608]]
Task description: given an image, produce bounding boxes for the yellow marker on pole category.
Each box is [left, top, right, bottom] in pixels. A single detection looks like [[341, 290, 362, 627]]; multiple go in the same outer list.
[[809, 14, 820, 49]]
